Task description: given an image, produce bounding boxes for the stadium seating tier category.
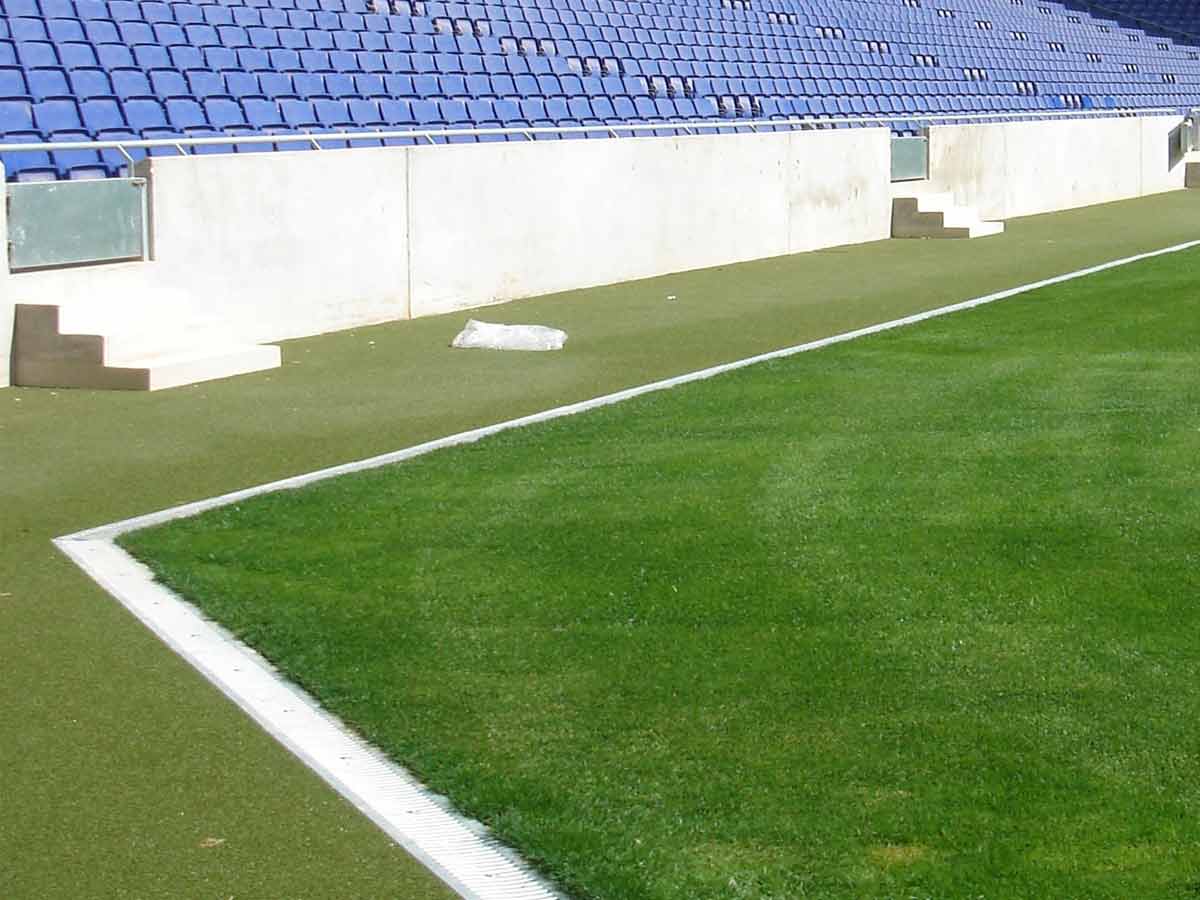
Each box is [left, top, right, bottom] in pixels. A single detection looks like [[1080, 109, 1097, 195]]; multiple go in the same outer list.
[[1, 0, 1199, 179]]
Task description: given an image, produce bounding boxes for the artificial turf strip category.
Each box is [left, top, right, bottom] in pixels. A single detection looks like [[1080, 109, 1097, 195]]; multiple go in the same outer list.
[[121, 245, 1200, 899], [4, 190, 1198, 899]]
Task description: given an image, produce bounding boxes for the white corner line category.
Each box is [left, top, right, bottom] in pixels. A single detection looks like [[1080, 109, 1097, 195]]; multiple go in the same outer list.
[[52, 237, 1200, 900]]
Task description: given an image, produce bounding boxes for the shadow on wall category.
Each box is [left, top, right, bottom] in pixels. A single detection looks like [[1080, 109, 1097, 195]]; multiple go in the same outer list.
[[1169, 122, 1185, 170]]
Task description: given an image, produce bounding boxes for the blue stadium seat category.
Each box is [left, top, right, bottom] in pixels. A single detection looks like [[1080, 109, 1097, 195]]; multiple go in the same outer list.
[[143, 2, 173, 24], [155, 24, 187, 47], [313, 97, 353, 127], [0, 66, 29, 99], [1, 133, 57, 181], [33, 98, 83, 132], [306, 29, 335, 51], [112, 69, 153, 101], [150, 70, 189, 99], [185, 71, 226, 101], [258, 72, 295, 99], [278, 28, 307, 50], [27, 68, 69, 102], [354, 73, 386, 96], [242, 97, 285, 131], [133, 45, 171, 70], [49, 131, 109, 179], [0, 97, 35, 132], [16, 41, 58, 68], [57, 42, 99, 69], [223, 71, 261, 100], [123, 97, 169, 132], [325, 72, 356, 96], [347, 97, 384, 126], [165, 98, 207, 131], [172, 3, 203, 26], [45, 19, 84, 45], [238, 48, 272, 72], [292, 72, 327, 99], [205, 97, 248, 129]]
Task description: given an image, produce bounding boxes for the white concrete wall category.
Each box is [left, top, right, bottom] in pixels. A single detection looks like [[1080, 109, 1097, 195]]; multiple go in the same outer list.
[[0, 164, 11, 388], [406, 128, 891, 317], [925, 115, 1187, 219], [5, 128, 891, 353], [10, 148, 410, 347], [4, 115, 1183, 380]]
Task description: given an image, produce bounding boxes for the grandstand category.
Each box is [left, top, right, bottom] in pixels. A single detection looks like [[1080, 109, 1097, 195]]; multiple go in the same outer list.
[[1, 0, 1200, 180]]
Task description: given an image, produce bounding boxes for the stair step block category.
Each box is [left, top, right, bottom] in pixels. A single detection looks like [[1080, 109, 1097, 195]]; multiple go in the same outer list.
[[12, 303, 282, 391], [892, 195, 1005, 240]]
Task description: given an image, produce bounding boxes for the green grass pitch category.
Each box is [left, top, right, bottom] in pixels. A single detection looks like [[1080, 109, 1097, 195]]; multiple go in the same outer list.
[[5, 191, 1198, 898], [122, 244, 1200, 898]]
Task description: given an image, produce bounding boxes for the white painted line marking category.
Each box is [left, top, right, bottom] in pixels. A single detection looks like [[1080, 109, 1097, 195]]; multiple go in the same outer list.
[[55, 237, 1200, 899]]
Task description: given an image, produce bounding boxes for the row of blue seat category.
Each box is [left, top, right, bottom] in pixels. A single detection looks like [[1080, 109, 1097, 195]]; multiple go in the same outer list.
[[10, 15, 1180, 55], [10, 63, 1172, 105], [6, 39, 1192, 81], [7, 49, 1172, 92], [0, 0, 1120, 38], [1, 35, 1191, 83], [0, 89, 1179, 152], [0, 69, 1089, 102], [1, 3, 1189, 46], [0, 0, 372, 15], [0, 2, 1187, 42]]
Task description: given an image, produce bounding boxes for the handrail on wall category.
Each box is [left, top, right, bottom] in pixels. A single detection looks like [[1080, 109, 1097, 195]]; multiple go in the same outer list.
[[0, 107, 1182, 159]]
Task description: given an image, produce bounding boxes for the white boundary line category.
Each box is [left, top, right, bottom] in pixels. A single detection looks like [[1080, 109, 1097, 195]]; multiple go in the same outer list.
[[54, 236, 1200, 900]]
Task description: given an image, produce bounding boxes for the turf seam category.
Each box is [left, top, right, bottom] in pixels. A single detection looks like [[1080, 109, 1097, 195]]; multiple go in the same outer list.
[[52, 235, 1200, 900]]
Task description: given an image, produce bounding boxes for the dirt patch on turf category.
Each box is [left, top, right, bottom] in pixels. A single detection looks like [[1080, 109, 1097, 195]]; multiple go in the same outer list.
[[869, 843, 932, 868]]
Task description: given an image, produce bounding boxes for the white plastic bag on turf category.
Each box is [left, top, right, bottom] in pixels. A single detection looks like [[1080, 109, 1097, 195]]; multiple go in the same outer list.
[[451, 319, 568, 352]]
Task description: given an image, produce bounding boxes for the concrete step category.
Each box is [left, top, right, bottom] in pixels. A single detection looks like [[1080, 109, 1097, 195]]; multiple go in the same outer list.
[[907, 192, 955, 212], [12, 303, 281, 391], [122, 344, 282, 391], [892, 194, 1005, 240], [103, 327, 245, 366], [964, 220, 1005, 238]]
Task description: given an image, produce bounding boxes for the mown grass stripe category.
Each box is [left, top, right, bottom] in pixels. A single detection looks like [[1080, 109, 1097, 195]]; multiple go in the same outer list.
[[56, 236, 1200, 899]]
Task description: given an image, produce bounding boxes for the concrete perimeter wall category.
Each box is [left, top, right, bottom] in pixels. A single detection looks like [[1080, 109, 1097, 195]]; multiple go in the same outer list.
[[2, 115, 1187, 373], [925, 115, 1186, 219], [406, 129, 890, 317], [1, 163, 10, 387], [7, 150, 411, 348], [5, 127, 891, 348]]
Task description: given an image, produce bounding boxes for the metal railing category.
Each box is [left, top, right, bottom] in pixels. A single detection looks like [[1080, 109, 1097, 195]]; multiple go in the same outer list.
[[0, 106, 1182, 163], [1, 105, 1187, 271]]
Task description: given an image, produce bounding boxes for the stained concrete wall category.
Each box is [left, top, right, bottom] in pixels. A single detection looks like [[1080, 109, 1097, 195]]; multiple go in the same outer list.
[[3, 116, 1187, 377], [6, 128, 891, 350], [1, 164, 11, 388], [925, 115, 1187, 219], [406, 128, 891, 317], [9, 149, 410, 347]]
